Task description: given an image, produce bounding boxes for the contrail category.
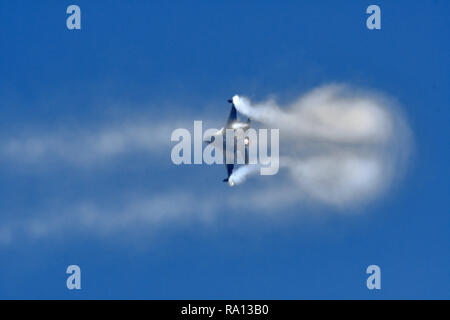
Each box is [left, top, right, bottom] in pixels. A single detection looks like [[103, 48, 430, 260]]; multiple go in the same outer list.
[[228, 165, 261, 186], [232, 84, 412, 207]]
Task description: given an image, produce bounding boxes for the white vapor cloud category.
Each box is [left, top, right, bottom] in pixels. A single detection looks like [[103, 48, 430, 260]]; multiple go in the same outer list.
[[0, 191, 230, 245], [0, 85, 413, 245], [229, 165, 261, 186], [234, 85, 412, 206], [0, 121, 172, 166]]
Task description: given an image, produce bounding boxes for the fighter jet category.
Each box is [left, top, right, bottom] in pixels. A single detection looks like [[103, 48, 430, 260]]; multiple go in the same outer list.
[[205, 96, 251, 186], [215, 96, 251, 136]]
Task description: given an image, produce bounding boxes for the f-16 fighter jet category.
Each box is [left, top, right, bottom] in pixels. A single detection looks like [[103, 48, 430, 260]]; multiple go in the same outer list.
[[206, 95, 251, 186]]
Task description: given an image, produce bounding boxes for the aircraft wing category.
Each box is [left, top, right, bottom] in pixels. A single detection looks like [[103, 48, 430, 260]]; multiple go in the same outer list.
[[225, 104, 237, 128], [224, 163, 234, 182], [245, 145, 249, 165]]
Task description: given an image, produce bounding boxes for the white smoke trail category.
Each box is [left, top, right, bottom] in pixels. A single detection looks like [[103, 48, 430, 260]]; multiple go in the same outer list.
[[229, 165, 261, 186], [233, 84, 412, 207]]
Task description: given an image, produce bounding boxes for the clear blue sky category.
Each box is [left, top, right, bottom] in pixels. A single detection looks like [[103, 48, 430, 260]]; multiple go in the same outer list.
[[0, 1, 448, 299]]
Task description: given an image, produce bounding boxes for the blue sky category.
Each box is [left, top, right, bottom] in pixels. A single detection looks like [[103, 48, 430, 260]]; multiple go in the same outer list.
[[0, 0, 449, 299]]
